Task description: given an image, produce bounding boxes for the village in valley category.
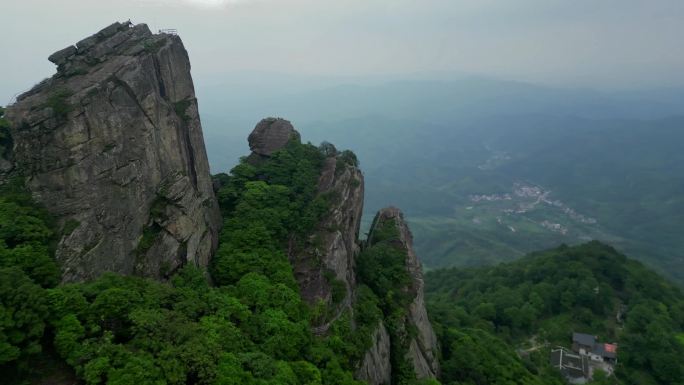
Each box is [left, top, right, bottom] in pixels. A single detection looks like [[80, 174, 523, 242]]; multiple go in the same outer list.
[[459, 180, 618, 252], [469, 182, 598, 231]]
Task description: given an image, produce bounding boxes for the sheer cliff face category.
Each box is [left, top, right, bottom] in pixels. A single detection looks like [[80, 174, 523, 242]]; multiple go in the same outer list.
[[299, 153, 364, 308], [366, 207, 441, 381], [356, 321, 392, 385], [4, 22, 221, 282]]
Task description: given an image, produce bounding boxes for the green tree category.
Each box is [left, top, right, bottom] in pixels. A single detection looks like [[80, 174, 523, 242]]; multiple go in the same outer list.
[[0, 267, 49, 365]]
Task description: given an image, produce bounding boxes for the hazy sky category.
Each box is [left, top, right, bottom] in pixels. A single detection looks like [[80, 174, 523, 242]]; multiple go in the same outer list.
[[2, 0, 684, 103]]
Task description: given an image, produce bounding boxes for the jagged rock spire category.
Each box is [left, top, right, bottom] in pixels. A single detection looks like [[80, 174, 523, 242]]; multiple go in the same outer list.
[[362, 206, 441, 382]]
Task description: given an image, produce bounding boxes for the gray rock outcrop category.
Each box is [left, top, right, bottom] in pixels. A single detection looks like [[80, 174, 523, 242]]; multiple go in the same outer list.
[[355, 322, 392, 385], [242, 121, 364, 333], [225, 118, 439, 382], [248, 117, 301, 157], [3, 22, 221, 282], [367, 207, 441, 380], [295, 151, 364, 311]]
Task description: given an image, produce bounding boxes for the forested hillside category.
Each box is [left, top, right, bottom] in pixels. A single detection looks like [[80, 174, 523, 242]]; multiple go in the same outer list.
[[0, 109, 438, 384], [1, 137, 369, 384], [425, 242, 684, 385]]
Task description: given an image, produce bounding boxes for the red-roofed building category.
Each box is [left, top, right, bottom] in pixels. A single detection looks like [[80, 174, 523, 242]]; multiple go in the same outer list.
[[572, 332, 618, 363]]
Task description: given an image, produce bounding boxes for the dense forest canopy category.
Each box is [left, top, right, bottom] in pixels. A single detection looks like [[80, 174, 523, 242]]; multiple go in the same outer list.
[[426, 242, 684, 385], [0, 138, 366, 385], [0, 129, 437, 385]]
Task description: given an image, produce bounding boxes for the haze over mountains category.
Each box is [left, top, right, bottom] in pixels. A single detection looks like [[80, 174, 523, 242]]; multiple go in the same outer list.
[[196, 75, 684, 284], [2, 6, 684, 382]]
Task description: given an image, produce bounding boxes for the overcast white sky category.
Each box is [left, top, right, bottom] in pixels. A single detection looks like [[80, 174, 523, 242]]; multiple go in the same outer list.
[[2, 0, 684, 103]]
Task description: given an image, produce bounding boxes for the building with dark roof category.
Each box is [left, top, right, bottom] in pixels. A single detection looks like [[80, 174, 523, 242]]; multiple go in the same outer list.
[[572, 332, 618, 363], [550, 347, 590, 384], [572, 332, 596, 354], [552, 332, 618, 383]]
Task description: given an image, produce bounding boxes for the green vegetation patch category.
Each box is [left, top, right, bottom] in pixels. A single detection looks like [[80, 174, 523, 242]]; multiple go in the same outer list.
[[149, 195, 172, 222], [356, 215, 421, 383], [210, 139, 328, 288], [61, 219, 80, 237], [335, 150, 359, 175], [142, 38, 166, 54], [441, 328, 561, 385], [368, 216, 400, 245], [45, 88, 74, 120], [0, 179, 60, 381], [135, 223, 161, 257], [173, 98, 192, 123], [426, 242, 684, 385], [0, 106, 12, 157], [206, 139, 371, 384], [677, 333, 684, 347], [323, 270, 347, 305]]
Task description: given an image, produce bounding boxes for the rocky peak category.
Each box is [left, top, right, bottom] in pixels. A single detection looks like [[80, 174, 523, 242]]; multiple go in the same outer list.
[[288, 139, 364, 332], [48, 22, 146, 77], [366, 206, 441, 381], [369, 207, 422, 288], [3, 22, 221, 282], [248, 117, 301, 157]]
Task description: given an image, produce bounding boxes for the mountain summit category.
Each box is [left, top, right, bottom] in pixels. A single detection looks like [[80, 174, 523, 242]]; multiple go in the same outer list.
[[3, 22, 220, 281]]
